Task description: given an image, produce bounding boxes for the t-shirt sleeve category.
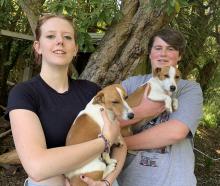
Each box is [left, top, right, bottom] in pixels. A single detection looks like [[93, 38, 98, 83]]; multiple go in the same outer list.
[[169, 80, 203, 136], [121, 75, 150, 95], [5, 83, 38, 120], [77, 80, 101, 102], [87, 81, 101, 98]]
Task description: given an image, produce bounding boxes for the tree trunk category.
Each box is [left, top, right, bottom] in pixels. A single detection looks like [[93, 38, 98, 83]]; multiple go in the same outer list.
[[80, 0, 174, 87], [0, 150, 20, 165], [18, 0, 45, 35], [0, 40, 12, 107]]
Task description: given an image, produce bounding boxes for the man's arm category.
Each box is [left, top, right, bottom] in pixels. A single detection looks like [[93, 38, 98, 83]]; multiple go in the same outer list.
[[124, 119, 189, 150]]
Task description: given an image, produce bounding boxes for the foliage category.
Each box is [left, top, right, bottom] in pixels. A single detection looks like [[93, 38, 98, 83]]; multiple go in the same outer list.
[[201, 64, 220, 128], [0, 0, 31, 68], [148, 0, 189, 15], [43, 0, 121, 52], [170, 0, 220, 127], [0, 0, 33, 106], [197, 37, 219, 128]]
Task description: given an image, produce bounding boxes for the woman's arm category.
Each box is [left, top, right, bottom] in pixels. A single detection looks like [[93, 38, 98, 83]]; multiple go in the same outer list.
[[104, 137, 127, 184], [10, 109, 120, 182], [80, 137, 127, 186]]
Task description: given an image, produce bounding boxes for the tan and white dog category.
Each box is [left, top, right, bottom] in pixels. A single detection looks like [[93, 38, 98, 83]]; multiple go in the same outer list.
[[127, 65, 181, 113], [121, 65, 181, 136], [65, 84, 134, 186]]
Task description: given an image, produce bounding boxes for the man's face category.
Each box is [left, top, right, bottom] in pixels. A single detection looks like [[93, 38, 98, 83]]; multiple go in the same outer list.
[[149, 36, 182, 69]]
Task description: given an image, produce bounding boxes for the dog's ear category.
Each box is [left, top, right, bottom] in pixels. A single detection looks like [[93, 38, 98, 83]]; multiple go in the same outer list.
[[93, 92, 105, 105], [153, 67, 161, 76]]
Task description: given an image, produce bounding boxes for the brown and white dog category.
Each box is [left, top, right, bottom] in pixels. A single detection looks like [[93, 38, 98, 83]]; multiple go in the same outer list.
[[65, 84, 134, 186], [122, 65, 181, 136], [127, 65, 181, 113]]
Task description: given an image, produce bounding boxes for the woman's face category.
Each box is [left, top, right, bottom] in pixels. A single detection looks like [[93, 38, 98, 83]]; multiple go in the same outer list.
[[149, 36, 181, 69], [34, 17, 77, 67]]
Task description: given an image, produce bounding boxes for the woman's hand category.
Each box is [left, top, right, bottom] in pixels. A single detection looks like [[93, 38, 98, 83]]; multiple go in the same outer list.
[[80, 175, 109, 186], [101, 108, 120, 145]]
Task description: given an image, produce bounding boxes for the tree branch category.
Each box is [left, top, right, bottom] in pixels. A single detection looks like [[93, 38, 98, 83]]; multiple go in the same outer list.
[[0, 129, 11, 139]]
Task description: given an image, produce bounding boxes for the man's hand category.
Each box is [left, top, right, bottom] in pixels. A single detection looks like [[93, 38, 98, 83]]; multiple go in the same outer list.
[[120, 86, 165, 127], [137, 86, 165, 119]]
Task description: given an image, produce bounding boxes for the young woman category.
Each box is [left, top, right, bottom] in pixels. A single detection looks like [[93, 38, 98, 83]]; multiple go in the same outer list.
[[5, 14, 126, 186], [117, 28, 203, 186]]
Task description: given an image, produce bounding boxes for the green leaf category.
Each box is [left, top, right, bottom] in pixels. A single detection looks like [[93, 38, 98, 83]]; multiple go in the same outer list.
[[175, 1, 181, 13], [4, 61, 12, 66], [0, 0, 5, 7], [170, 0, 175, 7]]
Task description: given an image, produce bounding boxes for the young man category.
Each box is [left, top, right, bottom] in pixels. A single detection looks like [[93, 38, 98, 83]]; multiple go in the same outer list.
[[117, 28, 203, 186]]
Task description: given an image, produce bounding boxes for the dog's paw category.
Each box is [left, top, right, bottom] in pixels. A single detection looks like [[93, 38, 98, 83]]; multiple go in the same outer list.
[[110, 158, 117, 165], [114, 141, 123, 147], [103, 163, 117, 178], [102, 152, 117, 165], [172, 98, 178, 111], [106, 158, 117, 165], [165, 106, 173, 113], [116, 136, 124, 146]]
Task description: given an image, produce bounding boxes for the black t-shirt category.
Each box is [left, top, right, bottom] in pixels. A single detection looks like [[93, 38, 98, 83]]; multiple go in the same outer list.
[[5, 75, 101, 148]]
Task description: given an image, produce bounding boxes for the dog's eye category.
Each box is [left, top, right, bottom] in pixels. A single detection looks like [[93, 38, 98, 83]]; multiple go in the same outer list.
[[112, 101, 119, 104], [165, 74, 169, 78], [124, 96, 128, 100], [175, 76, 180, 79]]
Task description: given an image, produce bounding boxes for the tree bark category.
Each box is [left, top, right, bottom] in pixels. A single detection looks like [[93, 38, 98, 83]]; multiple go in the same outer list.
[[0, 40, 12, 107], [18, 0, 45, 35], [80, 0, 174, 87], [0, 150, 20, 165]]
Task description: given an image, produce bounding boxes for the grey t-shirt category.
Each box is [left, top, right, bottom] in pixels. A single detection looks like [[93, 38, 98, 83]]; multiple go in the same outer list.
[[117, 74, 203, 186]]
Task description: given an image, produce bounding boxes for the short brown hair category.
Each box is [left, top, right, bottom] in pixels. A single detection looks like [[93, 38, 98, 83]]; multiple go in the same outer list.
[[148, 28, 186, 57]]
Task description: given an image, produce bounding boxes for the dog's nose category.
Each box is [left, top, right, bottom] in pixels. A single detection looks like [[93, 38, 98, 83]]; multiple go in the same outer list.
[[127, 112, 134, 119], [170, 85, 176, 92]]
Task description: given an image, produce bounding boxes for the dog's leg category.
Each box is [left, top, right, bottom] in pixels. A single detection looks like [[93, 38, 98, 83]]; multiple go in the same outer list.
[[103, 164, 117, 178], [165, 96, 173, 113], [102, 152, 117, 178], [172, 98, 178, 111], [115, 135, 124, 146], [102, 152, 117, 165], [102, 135, 124, 178], [102, 161, 117, 178], [102, 136, 123, 165], [148, 92, 173, 113]]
